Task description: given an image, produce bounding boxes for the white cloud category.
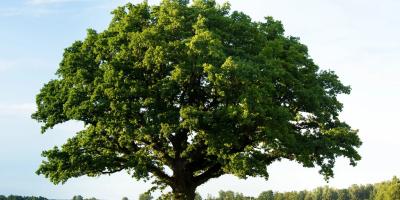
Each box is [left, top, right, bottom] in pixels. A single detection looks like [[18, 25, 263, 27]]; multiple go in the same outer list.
[[0, 58, 54, 73], [0, 103, 36, 117], [0, 6, 59, 17], [27, 0, 92, 5], [0, 0, 91, 17], [0, 59, 16, 72], [0, 8, 24, 17]]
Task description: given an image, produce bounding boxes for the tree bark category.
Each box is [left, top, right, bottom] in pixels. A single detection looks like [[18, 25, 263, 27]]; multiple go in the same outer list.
[[172, 185, 196, 200], [171, 158, 197, 200]]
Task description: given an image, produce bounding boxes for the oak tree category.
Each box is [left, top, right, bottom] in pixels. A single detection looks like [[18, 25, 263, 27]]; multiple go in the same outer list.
[[32, 0, 361, 199]]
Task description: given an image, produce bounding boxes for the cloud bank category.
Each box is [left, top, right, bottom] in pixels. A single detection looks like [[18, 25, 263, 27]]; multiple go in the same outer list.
[[0, 59, 15, 72], [0, 103, 36, 117], [27, 0, 85, 5]]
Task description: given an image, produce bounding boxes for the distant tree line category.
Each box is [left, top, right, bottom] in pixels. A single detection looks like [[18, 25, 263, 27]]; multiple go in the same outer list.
[[0, 196, 47, 200], [0, 195, 98, 200], [2, 176, 399, 200], [140, 176, 400, 200], [71, 195, 97, 200]]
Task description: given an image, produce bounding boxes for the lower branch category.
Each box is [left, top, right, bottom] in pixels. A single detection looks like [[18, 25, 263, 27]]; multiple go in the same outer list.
[[193, 163, 223, 186], [147, 164, 174, 186]]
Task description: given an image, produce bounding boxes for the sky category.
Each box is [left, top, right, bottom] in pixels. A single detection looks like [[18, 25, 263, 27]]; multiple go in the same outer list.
[[1, 0, 400, 199]]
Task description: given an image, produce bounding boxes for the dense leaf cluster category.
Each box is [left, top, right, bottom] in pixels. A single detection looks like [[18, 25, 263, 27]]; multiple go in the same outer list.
[[32, 0, 361, 199]]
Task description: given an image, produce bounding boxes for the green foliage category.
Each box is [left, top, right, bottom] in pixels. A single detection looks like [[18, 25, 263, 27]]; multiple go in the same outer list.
[[3, 176, 400, 200], [258, 191, 274, 200], [373, 177, 400, 200], [72, 195, 83, 200], [179, 177, 400, 200], [195, 193, 203, 200], [71, 195, 97, 200], [139, 193, 153, 200], [211, 191, 254, 200], [32, 0, 361, 199]]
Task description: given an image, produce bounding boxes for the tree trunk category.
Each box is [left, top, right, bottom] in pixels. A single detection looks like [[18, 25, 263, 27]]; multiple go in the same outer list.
[[171, 159, 197, 200], [172, 185, 196, 200]]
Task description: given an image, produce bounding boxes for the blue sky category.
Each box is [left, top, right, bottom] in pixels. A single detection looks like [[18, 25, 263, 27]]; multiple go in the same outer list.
[[1, 0, 400, 199]]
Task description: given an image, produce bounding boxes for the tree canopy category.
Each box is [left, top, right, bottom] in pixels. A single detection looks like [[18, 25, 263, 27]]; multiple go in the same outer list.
[[32, 0, 361, 199]]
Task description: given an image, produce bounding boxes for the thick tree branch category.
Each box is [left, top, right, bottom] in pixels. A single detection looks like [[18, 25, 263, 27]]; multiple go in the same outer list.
[[140, 139, 174, 165], [193, 163, 223, 186], [99, 167, 125, 175], [170, 128, 189, 160], [147, 164, 174, 186]]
